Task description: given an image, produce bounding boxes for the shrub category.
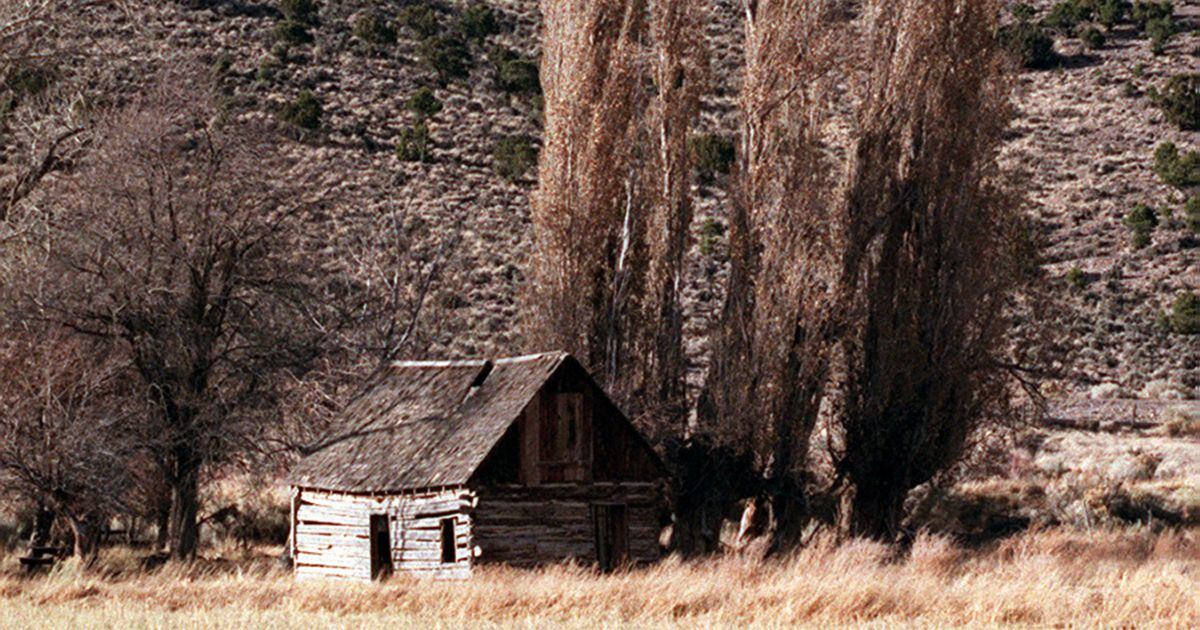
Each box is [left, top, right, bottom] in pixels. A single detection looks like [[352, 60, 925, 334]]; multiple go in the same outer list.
[[1000, 22, 1059, 70], [493, 135, 538, 182], [3, 65, 54, 101], [280, 0, 318, 25], [1185, 196, 1200, 233], [279, 90, 322, 130], [1145, 15, 1176, 54], [699, 218, 725, 256], [1096, 0, 1131, 27], [1152, 142, 1200, 188], [491, 48, 540, 95], [419, 35, 472, 81], [210, 53, 234, 78], [459, 4, 499, 41], [1155, 75, 1200, 130], [1163, 406, 1200, 436], [257, 55, 282, 83], [689, 133, 736, 184], [353, 13, 397, 47], [1042, 1, 1093, 33], [1124, 204, 1158, 248], [396, 121, 432, 162], [1081, 26, 1106, 49], [1167, 291, 1200, 334], [407, 86, 442, 119], [1067, 266, 1086, 289], [1132, 1, 1173, 28], [399, 3, 441, 39], [274, 20, 313, 45], [1011, 3, 1037, 21]]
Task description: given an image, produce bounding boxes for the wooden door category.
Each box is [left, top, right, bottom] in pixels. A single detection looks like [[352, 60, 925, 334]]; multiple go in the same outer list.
[[369, 514, 392, 580], [592, 504, 628, 572]]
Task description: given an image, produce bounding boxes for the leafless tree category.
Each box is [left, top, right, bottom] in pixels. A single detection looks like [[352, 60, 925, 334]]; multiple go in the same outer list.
[[0, 329, 141, 563], [623, 0, 707, 443], [272, 198, 460, 457], [527, 0, 647, 384], [14, 67, 334, 560], [831, 0, 1035, 541], [694, 0, 844, 551]]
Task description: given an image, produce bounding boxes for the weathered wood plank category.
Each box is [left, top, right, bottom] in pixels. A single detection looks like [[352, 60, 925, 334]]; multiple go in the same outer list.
[[295, 537, 369, 550], [295, 523, 369, 537], [295, 552, 370, 571], [395, 559, 471, 570], [393, 528, 471, 543], [295, 537, 369, 553], [296, 506, 368, 526]]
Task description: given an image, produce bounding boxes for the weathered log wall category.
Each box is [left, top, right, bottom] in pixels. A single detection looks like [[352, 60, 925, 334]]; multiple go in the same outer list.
[[471, 483, 663, 567], [293, 487, 475, 581]]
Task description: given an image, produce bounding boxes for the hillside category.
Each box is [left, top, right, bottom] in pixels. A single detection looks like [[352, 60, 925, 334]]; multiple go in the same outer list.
[[19, 0, 1200, 398]]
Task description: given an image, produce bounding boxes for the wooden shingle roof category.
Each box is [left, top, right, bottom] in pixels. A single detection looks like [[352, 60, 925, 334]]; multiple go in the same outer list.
[[286, 352, 570, 493]]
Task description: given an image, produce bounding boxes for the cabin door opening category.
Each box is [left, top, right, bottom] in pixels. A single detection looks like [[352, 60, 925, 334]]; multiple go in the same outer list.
[[369, 514, 392, 580], [592, 503, 628, 573]]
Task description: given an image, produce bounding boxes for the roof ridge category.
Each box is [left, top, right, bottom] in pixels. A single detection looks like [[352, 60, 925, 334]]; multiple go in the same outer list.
[[391, 358, 491, 368], [492, 351, 569, 364]]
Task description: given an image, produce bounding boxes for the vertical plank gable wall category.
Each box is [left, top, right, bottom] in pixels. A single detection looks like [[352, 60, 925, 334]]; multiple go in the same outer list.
[[294, 487, 475, 581]]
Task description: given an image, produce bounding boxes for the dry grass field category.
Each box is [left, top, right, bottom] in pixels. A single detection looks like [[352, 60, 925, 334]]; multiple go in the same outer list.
[[1, 529, 1197, 628]]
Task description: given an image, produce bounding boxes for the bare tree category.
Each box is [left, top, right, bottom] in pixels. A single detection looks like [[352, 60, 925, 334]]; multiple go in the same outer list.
[[624, 0, 707, 443], [527, 0, 647, 382], [17, 67, 333, 559], [0, 329, 140, 563], [831, 0, 1033, 541], [272, 198, 460, 457], [693, 0, 844, 551]]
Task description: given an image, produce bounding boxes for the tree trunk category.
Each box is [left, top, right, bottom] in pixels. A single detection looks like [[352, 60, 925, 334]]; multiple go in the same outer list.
[[154, 493, 171, 552], [27, 504, 55, 553], [169, 445, 201, 560], [842, 482, 908, 541], [70, 513, 103, 566], [667, 439, 756, 556], [670, 503, 723, 556], [766, 483, 808, 553]]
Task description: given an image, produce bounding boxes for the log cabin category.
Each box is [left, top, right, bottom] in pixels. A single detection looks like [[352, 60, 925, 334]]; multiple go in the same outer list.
[[285, 352, 668, 581]]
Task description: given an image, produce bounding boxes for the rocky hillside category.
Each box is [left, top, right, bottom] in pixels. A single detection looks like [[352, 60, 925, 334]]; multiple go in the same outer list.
[[28, 0, 1200, 400], [1006, 1, 1200, 399]]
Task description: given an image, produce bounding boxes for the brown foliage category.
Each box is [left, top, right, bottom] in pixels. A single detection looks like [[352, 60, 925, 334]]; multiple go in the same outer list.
[[528, 0, 709, 447], [621, 0, 707, 440], [526, 0, 647, 383], [697, 0, 845, 541], [832, 0, 1032, 539]]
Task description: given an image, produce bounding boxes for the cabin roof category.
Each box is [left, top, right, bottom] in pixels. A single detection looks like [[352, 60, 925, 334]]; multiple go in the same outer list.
[[287, 352, 617, 493]]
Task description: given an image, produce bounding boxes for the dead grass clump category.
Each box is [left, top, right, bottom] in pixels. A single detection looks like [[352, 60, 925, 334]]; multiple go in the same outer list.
[[907, 532, 964, 577], [1163, 406, 1200, 437]]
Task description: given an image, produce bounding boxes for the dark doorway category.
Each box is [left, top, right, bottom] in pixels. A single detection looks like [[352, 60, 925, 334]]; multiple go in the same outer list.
[[369, 514, 392, 580], [592, 503, 628, 572], [440, 518, 457, 564]]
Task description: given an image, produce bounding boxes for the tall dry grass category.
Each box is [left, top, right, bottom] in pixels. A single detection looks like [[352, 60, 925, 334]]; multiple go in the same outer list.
[[1, 529, 1196, 628]]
